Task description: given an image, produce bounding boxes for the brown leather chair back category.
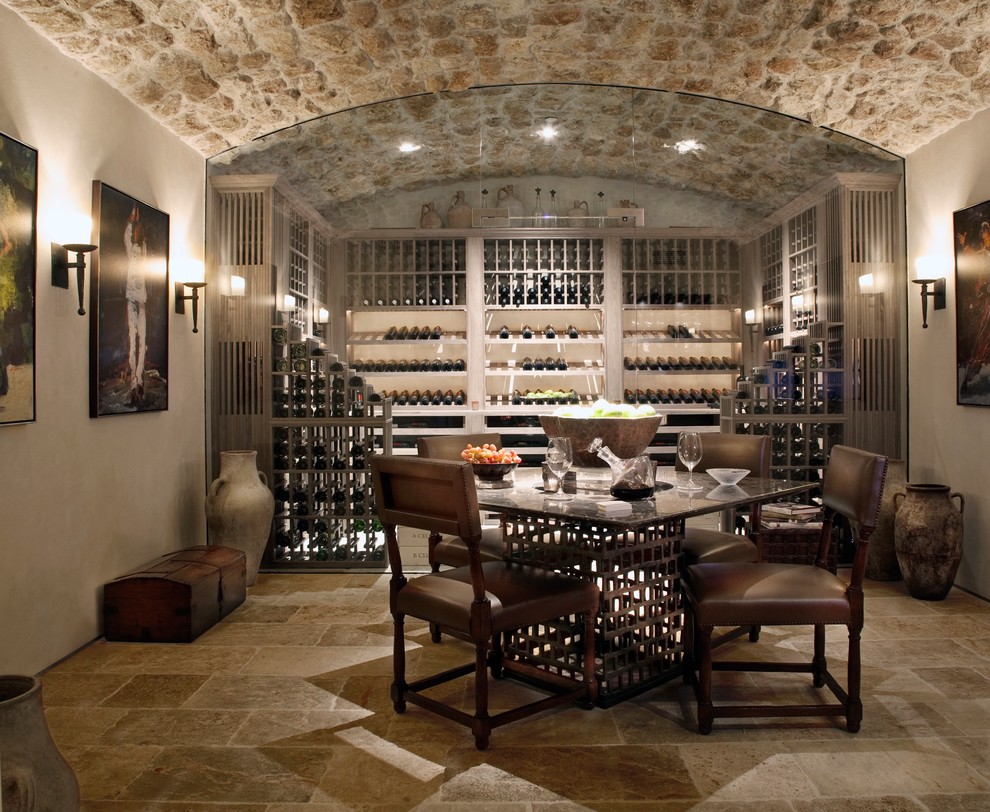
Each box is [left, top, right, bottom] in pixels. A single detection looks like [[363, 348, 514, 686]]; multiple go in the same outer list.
[[417, 433, 503, 461], [674, 433, 770, 477], [371, 456, 483, 576], [822, 445, 888, 532]]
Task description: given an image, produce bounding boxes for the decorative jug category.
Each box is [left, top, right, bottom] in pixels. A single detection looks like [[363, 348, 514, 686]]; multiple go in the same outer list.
[[567, 200, 589, 227], [589, 438, 655, 501], [206, 450, 275, 586], [447, 191, 472, 228], [420, 202, 442, 229], [0, 675, 80, 811], [893, 483, 964, 600], [496, 185, 525, 220]]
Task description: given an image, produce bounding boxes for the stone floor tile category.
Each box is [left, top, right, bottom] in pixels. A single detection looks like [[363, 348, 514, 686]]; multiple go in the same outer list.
[[98, 708, 249, 746], [98, 674, 209, 707]]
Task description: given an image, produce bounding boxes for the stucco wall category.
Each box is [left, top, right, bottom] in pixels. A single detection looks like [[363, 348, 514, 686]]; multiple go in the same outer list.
[[905, 106, 990, 601], [0, 6, 207, 674]]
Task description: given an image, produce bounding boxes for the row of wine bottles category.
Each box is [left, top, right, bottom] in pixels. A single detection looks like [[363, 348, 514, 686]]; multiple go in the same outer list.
[[624, 355, 738, 371], [353, 358, 465, 373], [624, 387, 730, 406], [381, 389, 466, 406], [489, 279, 597, 307]]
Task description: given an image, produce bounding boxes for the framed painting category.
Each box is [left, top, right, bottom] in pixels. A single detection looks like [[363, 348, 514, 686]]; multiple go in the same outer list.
[[89, 182, 169, 416], [953, 199, 990, 406], [0, 132, 38, 426]]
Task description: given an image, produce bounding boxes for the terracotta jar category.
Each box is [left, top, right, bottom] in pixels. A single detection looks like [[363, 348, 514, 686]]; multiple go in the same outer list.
[[419, 202, 442, 229], [0, 675, 80, 810], [567, 200, 589, 226], [206, 450, 275, 586], [446, 191, 472, 228], [866, 459, 905, 581], [496, 185, 525, 220], [893, 483, 965, 600]]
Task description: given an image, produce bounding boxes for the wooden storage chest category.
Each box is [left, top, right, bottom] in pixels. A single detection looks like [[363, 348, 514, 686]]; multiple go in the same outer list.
[[103, 545, 246, 642]]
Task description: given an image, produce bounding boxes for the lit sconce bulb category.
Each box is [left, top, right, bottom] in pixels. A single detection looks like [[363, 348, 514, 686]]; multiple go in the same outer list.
[[744, 309, 757, 325], [858, 273, 874, 291], [317, 307, 329, 323], [283, 294, 297, 311], [398, 142, 421, 153], [538, 117, 559, 140], [230, 275, 246, 297]]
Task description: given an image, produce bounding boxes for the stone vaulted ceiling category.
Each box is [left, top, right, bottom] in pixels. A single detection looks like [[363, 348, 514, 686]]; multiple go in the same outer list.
[[6, 0, 990, 224]]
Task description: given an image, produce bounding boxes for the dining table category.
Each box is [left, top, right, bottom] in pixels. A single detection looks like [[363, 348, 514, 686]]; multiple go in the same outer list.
[[474, 466, 816, 705]]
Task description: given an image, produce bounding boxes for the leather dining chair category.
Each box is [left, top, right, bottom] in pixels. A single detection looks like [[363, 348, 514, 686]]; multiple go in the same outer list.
[[416, 432, 505, 570], [370, 454, 600, 750], [681, 444, 887, 735], [675, 433, 771, 566]]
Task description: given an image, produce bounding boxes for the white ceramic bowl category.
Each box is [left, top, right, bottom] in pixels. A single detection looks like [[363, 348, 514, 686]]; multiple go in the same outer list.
[[707, 467, 750, 486]]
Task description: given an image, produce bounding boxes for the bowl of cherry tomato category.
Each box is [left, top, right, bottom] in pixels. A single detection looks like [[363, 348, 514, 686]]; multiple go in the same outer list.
[[460, 443, 522, 484]]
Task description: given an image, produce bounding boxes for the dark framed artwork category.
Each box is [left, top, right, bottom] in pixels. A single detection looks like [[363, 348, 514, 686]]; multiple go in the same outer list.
[[954, 199, 990, 406], [90, 182, 169, 416], [0, 132, 38, 426]]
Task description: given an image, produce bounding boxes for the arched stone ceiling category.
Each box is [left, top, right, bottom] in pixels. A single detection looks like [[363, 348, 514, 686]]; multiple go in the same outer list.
[[208, 84, 902, 228], [5, 0, 986, 223]]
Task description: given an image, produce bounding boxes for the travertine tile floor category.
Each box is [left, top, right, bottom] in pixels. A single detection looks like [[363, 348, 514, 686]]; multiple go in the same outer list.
[[40, 572, 990, 811]]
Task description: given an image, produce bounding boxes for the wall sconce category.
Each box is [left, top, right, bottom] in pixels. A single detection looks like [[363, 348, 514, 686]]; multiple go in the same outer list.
[[174, 282, 208, 333], [744, 308, 761, 334], [230, 275, 246, 297], [51, 242, 97, 315], [281, 294, 296, 312], [858, 273, 875, 292], [913, 256, 946, 329]]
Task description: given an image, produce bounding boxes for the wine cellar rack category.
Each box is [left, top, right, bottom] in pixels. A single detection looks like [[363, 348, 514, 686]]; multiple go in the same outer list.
[[267, 329, 392, 568], [620, 237, 743, 464], [720, 326, 845, 489]]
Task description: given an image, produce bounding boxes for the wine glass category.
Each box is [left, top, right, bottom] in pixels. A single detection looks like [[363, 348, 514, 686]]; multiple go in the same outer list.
[[545, 437, 573, 500], [677, 431, 704, 491]]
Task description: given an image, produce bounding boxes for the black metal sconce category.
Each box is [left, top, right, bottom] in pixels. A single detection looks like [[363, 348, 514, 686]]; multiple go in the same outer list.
[[174, 281, 208, 333], [912, 277, 945, 329], [51, 242, 97, 315]]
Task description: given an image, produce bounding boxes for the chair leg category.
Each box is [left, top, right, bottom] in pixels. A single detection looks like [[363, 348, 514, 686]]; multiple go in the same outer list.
[[847, 624, 863, 733], [697, 625, 714, 735], [429, 621, 442, 643], [812, 625, 826, 688], [681, 600, 695, 685], [748, 625, 761, 642], [392, 613, 407, 713], [489, 631, 504, 679], [473, 638, 492, 750]]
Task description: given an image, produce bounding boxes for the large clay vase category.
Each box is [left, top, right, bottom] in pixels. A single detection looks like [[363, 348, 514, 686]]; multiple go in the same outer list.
[[866, 459, 905, 581], [0, 675, 80, 811], [446, 191, 472, 228], [893, 483, 965, 600], [206, 450, 275, 586]]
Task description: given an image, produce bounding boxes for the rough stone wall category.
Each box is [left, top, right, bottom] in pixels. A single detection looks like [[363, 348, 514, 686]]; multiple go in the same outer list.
[[4, 0, 988, 158]]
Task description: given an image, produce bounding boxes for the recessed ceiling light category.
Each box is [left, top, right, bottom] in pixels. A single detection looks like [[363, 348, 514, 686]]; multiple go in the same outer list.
[[668, 139, 705, 154], [537, 117, 559, 140], [398, 142, 422, 153]]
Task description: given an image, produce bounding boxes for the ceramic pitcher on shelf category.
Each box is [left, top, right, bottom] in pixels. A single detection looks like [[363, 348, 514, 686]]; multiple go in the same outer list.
[[420, 202, 442, 229], [496, 185, 525, 221], [567, 200, 589, 227], [447, 191, 472, 228]]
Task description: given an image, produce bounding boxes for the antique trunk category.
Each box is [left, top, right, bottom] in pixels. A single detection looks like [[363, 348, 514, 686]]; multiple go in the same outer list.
[[103, 546, 246, 642]]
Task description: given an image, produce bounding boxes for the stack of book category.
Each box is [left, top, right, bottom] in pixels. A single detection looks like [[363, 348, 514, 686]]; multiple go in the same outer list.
[[762, 502, 822, 529]]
